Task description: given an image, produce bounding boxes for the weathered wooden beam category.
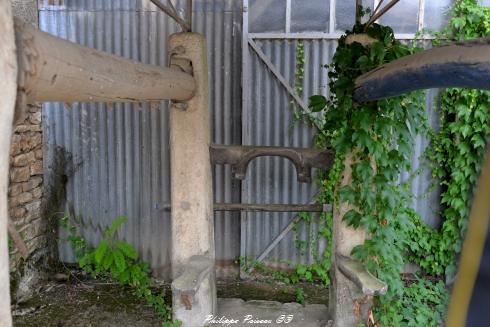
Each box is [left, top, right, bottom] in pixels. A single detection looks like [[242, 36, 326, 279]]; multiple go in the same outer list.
[[354, 38, 490, 102], [210, 144, 334, 183], [0, 2, 17, 326], [14, 18, 196, 105]]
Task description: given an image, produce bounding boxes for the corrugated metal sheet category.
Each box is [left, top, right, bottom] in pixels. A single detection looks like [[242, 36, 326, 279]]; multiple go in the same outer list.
[[241, 39, 336, 269], [241, 38, 442, 268], [40, 0, 445, 279], [40, 0, 242, 278]]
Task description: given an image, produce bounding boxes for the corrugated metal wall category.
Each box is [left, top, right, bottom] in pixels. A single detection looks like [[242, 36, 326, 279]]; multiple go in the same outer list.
[[241, 39, 441, 268], [41, 0, 445, 278], [241, 39, 336, 269], [40, 0, 242, 278]]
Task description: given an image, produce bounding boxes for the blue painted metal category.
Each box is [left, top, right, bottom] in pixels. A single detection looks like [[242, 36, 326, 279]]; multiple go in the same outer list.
[[354, 38, 490, 102]]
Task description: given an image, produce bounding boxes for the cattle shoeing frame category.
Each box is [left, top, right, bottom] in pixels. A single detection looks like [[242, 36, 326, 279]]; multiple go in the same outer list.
[[1, 0, 490, 326]]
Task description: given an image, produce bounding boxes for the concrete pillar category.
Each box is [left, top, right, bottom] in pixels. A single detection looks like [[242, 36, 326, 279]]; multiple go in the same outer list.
[[331, 152, 370, 327], [168, 33, 216, 326], [0, 1, 18, 326]]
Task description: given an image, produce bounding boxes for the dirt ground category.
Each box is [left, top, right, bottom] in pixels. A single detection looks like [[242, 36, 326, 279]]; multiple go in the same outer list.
[[12, 274, 328, 327]]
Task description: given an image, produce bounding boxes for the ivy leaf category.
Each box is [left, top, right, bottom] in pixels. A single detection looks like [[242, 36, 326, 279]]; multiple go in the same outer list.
[[308, 95, 327, 112], [343, 209, 362, 228], [339, 185, 356, 204]]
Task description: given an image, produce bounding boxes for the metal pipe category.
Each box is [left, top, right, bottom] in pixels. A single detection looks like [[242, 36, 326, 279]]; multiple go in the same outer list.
[[353, 38, 490, 102], [214, 203, 324, 212], [14, 18, 196, 104]]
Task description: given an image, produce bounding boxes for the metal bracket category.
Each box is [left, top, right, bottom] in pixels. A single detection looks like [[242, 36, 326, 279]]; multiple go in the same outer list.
[[210, 144, 334, 183]]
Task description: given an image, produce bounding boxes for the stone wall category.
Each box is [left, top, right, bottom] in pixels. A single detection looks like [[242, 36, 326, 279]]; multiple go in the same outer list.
[[8, 104, 45, 268]]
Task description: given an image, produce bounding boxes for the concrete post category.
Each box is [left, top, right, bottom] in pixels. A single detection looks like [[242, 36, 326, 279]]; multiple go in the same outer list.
[[168, 33, 216, 326], [331, 152, 370, 327], [0, 1, 17, 326]]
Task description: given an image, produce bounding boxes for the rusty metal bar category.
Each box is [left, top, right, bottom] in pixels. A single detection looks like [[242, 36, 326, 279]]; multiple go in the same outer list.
[[210, 144, 334, 183], [214, 203, 324, 212], [14, 18, 196, 105]]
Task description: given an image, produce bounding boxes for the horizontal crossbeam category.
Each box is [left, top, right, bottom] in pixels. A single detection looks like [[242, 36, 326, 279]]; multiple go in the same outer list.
[[210, 144, 334, 183], [354, 38, 490, 102]]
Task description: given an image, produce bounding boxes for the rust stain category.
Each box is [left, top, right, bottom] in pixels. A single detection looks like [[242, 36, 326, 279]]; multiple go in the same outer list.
[[181, 294, 193, 310]]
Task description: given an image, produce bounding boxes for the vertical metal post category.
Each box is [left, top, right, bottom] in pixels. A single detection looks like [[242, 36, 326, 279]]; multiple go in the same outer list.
[[0, 1, 17, 326], [285, 0, 291, 33], [329, 0, 336, 33], [187, 0, 193, 31], [169, 32, 216, 326], [418, 0, 425, 33], [240, 0, 250, 279]]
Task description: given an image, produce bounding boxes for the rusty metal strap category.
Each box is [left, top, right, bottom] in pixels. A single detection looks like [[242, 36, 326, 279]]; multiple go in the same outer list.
[[210, 144, 334, 183]]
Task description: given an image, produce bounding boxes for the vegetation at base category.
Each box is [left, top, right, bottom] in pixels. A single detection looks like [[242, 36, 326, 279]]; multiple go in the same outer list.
[[61, 216, 181, 327]]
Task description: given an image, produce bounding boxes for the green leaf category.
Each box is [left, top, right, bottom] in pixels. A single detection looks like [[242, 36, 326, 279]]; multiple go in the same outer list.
[[102, 251, 114, 270], [115, 240, 138, 260], [105, 216, 128, 238], [343, 210, 362, 228], [308, 95, 327, 112], [113, 249, 127, 272], [95, 240, 109, 264]]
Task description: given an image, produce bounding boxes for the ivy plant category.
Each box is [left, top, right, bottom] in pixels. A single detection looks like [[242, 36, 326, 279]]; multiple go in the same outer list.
[[61, 216, 181, 327], [417, 0, 490, 279]]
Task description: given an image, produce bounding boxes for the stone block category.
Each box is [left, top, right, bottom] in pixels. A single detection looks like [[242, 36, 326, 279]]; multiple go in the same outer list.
[[26, 235, 47, 253], [22, 176, 42, 192], [10, 133, 42, 155], [35, 149, 43, 159], [17, 192, 33, 205], [19, 218, 45, 242], [10, 166, 31, 182], [25, 200, 41, 213], [30, 111, 42, 124], [13, 151, 36, 167], [14, 124, 42, 133], [30, 161, 43, 175], [9, 207, 26, 220], [9, 183, 23, 197], [28, 104, 41, 113], [32, 187, 42, 199]]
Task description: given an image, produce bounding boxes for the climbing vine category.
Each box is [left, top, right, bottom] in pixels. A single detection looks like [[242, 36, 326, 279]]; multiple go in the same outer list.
[[309, 20, 433, 325], [244, 3, 487, 325], [409, 0, 490, 279], [305, 1, 489, 325]]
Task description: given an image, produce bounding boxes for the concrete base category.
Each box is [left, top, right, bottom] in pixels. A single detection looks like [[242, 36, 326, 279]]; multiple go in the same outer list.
[[172, 256, 217, 326], [203, 298, 329, 327]]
